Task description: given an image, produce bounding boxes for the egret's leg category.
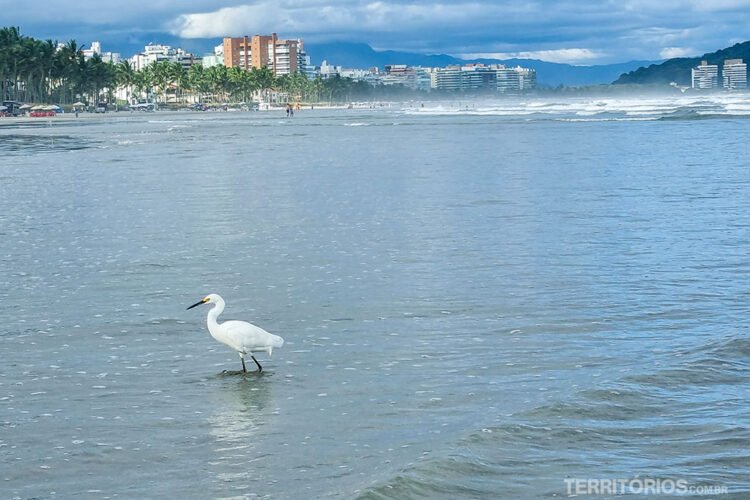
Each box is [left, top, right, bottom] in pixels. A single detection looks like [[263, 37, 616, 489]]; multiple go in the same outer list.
[[239, 352, 247, 373], [251, 355, 263, 373]]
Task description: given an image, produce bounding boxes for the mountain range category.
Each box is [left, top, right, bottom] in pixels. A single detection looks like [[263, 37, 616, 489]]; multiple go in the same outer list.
[[304, 42, 657, 87]]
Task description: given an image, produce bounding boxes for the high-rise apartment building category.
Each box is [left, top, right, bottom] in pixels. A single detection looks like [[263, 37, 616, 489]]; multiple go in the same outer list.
[[496, 66, 537, 92], [434, 66, 463, 91], [691, 60, 719, 89], [223, 36, 252, 70], [81, 41, 121, 63], [431, 64, 536, 92], [723, 59, 747, 89], [223, 34, 307, 76], [129, 43, 195, 71], [461, 65, 496, 89]]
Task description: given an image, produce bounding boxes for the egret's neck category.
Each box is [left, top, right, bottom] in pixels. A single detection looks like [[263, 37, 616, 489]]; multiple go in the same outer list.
[[206, 300, 225, 332]]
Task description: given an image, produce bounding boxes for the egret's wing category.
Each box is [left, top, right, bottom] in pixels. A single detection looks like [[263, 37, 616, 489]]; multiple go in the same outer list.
[[222, 320, 272, 351]]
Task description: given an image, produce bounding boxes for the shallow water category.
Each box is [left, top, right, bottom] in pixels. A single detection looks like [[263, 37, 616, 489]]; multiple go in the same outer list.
[[1, 98, 749, 498]]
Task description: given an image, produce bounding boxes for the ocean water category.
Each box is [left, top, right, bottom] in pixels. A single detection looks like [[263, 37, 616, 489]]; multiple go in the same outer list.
[[1, 95, 749, 499]]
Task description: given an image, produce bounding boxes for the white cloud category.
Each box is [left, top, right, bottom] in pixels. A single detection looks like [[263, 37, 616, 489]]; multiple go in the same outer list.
[[169, 1, 502, 39], [7, 0, 750, 64], [659, 46, 696, 59], [460, 48, 606, 65], [692, 0, 750, 12], [621, 0, 750, 13]]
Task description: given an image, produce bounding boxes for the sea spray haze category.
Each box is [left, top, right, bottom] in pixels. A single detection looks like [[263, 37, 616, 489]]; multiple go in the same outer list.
[[1, 97, 749, 498]]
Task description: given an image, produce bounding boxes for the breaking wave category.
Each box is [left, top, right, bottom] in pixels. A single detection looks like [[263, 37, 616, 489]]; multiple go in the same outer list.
[[402, 94, 750, 122]]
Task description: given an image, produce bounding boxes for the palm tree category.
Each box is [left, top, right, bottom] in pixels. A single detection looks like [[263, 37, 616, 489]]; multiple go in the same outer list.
[[188, 64, 209, 102], [149, 60, 170, 103], [240, 68, 260, 103], [252, 66, 275, 103], [1, 27, 24, 101], [18, 37, 40, 101], [83, 53, 115, 104], [115, 60, 136, 105], [226, 66, 241, 101], [308, 76, 324, 104], [34, 39, 56, 103], [132, 66, 154, 103], [323, 74, 347, 104], [168, 62, 188, 103], [54, 40, 86, 104], [205, 65, 228, 103], [289, 71, 308, 102]]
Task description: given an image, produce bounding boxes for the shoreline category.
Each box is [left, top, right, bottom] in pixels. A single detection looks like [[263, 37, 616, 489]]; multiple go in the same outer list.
[[0, 105, 359, 127]]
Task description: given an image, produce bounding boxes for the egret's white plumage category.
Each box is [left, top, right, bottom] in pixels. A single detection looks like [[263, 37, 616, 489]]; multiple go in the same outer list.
[[187, 293, 284, 373]]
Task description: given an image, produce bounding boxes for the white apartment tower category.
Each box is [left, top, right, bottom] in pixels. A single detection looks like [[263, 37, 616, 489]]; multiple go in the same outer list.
[[691, 60, 719, 89], [722, 59, 747, 89]]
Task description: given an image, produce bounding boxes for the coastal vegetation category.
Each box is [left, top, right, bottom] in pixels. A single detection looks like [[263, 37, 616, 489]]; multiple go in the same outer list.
[[0, 27, 422, 107]]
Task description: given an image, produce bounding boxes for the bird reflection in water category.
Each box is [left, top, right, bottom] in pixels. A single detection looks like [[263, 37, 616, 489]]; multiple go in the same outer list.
[[206, 377, 275, 487]]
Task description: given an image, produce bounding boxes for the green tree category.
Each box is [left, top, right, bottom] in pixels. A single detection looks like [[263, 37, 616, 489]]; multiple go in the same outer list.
[[1, 27, 24, 101], [132, 65, 154, 103], [168, 62, 188, 103], [115, 60, 136, 105], [54, 40, 86, 104], [188, 64, 210, 102], [83, 54, 115, 104], [205, 65, 228, 103], [252, 66, 275, 102]]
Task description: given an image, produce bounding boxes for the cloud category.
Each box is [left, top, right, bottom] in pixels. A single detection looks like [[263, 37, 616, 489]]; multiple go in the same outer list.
[[170, 0, 737, 63], [459, 48, 606, 65], [6, 0, 750, 64], [659, 46, 696, 59], [168, 1, 527, 39]]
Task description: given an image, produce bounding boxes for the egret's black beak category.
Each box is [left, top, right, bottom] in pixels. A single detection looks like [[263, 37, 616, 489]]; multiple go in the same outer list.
[[187, 299, 205, 310]]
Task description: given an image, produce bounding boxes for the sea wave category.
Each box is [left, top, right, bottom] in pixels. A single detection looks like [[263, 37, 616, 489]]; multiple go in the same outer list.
[[359, 332, 750, 499], [402, 94, 750, 122]]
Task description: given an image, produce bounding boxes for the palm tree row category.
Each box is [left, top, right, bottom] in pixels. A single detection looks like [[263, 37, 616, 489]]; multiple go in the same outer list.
[[1, 27, 116, 104], [2, 26, 422, 106]]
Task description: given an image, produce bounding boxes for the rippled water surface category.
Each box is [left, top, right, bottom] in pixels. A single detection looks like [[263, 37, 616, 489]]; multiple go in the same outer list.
[[1, 98, 749, 498]]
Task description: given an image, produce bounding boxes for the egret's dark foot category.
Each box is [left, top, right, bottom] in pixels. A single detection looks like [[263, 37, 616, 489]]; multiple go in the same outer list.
[[251, 355, 263, 373]]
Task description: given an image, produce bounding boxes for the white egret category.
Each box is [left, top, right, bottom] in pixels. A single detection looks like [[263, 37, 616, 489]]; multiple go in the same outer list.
[[187, 293, 284, 373]]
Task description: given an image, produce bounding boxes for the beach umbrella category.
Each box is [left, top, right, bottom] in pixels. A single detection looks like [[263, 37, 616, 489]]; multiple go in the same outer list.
[[31, 105, 46, 110], [0, 105, 7, 111], [19, 103, 32, 109], [73, 101, 85, 107]]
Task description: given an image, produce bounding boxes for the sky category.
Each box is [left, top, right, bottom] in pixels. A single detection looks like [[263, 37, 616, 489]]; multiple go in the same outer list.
[[4, 0, 750, 65]]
